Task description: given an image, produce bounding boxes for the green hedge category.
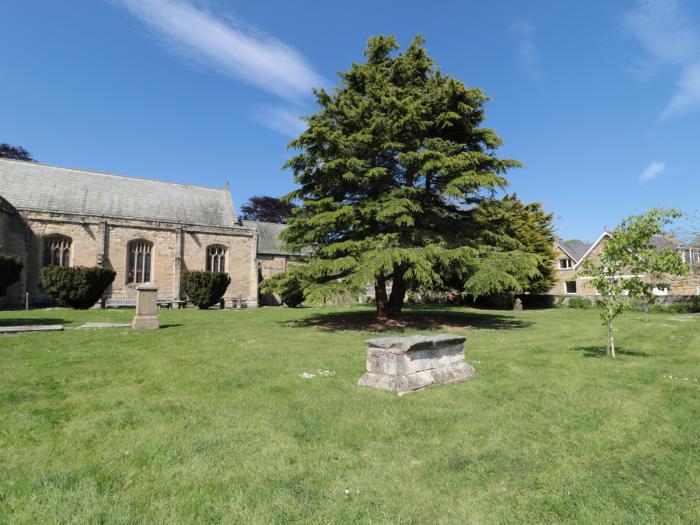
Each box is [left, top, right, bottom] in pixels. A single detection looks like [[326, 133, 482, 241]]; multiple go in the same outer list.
[[0, 255, 23, 297], [568, 297, 592, 309], [181, 270, 231, 309], [40, 266, 116, 309]]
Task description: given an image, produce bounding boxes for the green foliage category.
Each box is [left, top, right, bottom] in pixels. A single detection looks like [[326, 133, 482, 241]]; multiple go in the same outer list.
[[581, 208, 686, 357], [181, 270, 231, 309], [568, 297, 592, 309], [281, 35, 540, 318], [666, 297, 700, 313], [472, 195, 557, 294], [39, 266, 116, 309], [629, 297, 700, 314], [260, 267, 307, 307], [0, 255, 23, 297]]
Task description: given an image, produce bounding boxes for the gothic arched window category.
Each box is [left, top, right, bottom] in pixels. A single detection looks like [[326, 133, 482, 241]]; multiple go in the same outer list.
[[127, 240, 153, 284], [43, 234, 72, 267], [206, 245, 226, 272]]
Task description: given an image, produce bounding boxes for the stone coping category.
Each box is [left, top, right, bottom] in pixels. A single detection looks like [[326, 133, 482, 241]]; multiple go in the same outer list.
[[78, 323, 131, 329], [366, 334, 466, 353], [0, 325, 64, 334]]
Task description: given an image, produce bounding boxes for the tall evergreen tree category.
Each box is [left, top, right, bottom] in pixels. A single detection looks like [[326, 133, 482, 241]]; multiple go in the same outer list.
[[472, 195, 557, 294], [282, 35, 539, 318]]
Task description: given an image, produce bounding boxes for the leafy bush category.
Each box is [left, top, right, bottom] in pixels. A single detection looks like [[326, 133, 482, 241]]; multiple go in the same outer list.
[[667, 297, 700, 313], [568, 297, 592, 309], [181, 270, 231, 309], [40, 266, 116, 309], [260, 268, 306, 308], [627, 297, 700, 314], [0, 255, 23, 296]]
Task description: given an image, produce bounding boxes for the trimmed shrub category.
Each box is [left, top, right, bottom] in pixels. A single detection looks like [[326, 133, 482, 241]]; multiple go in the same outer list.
[[181, 270, 231, 309], [0, 255, 23, 297], [568, 297, 592, 309], [40, 266, 116, 309]]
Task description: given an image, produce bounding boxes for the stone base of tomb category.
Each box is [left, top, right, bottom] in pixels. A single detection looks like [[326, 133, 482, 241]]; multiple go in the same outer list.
[[358, 334, 475, 395], [131, 315, 160, 330]]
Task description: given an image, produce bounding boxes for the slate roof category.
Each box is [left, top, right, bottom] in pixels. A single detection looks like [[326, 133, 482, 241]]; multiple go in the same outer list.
[[649, 235, 674, 248], [242, 220, 291, 255], [558, 240, 592, 262], [0, 158, 237, 227]]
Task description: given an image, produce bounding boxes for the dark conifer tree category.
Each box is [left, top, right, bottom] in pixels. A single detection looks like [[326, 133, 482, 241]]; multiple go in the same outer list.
[[282, 35, 539, 318]]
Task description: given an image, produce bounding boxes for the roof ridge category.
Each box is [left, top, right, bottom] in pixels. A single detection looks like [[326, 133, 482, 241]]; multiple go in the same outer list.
[[0, 157, 226, 192]]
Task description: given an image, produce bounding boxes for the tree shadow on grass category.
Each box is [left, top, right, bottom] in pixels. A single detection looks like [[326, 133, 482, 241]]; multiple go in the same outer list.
[[0, 318, 67, 327], [572, 346, 651, 358], [283, 308, 531, 333]]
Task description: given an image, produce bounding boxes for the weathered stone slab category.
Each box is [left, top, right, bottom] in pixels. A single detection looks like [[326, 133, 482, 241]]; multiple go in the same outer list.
[[132, 284, 160, 330], [0, 325, 64, 334], [78, 322, 131, 329], [358, 334, 475, 395]]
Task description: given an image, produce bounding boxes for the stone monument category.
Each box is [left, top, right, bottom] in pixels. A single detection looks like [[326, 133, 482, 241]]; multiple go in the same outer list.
[[132, 283, 160, 330], [358, 334, 475, 395]]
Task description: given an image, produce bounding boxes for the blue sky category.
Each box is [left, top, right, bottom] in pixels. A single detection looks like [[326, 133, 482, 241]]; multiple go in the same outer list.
[[1, 0, 699, 242]]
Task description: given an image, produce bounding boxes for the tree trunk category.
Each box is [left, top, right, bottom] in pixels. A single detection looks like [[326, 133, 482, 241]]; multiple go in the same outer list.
[[388, 273, 407, 318], [375, 277, 389, 319], [607, 321, 616, 358], [644, 302, 649, 323]]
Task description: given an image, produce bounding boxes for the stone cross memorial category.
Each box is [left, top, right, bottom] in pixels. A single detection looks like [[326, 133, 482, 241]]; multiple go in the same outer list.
[[131, 283, 160, 330], [358, 334, 475, 395]]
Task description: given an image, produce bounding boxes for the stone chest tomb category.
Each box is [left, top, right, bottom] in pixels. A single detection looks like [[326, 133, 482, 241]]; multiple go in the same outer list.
[[358, 334, 475, 395]]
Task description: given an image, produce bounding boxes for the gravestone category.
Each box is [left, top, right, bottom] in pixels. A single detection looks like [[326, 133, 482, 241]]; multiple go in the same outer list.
[[514, 298, 523, 311], [132, 283, 160, 330], [358, 334, 475, 395]]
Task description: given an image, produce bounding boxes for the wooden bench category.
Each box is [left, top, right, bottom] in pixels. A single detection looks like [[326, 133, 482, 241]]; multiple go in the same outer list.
[[104, 298, 136, 308], [156, 299, 188, 309], [103, 298, 188, 309]]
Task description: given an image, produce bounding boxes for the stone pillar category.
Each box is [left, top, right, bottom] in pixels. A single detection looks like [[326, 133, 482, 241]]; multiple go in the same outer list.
[[358, 334, 475, 395], [173, 227, 183, 300], [246, 229, 259, 308], [96, 220, 108, 267], [132, 283, 160, 330]]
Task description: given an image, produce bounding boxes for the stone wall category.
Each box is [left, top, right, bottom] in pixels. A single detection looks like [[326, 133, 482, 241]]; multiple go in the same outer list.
[[0, 208, 259, 308], [0, 197, 28, 307], [358, 334, 476, 395], [258, 254, 289, 306]]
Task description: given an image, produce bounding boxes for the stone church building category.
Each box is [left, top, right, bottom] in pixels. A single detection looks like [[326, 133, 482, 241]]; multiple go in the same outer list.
[[0, 158, 261, 308]]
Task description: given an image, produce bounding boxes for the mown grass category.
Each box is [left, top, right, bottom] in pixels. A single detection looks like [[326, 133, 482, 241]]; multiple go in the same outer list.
[[0, 305, 698, 524]]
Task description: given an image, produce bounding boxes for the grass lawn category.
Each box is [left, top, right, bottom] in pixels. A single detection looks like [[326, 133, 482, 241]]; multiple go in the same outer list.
[[0, 305, 698, 524]]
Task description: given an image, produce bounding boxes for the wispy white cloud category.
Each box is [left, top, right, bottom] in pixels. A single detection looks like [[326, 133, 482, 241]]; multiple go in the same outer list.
[[624, 0, 700, 119], [250, 106, 307, 138], [639, 161, 666, 182], [660, 60, 700, 119], [511, 19, 541, 81], [623, 0, 698, 67], [114, 0, 323, 106]]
